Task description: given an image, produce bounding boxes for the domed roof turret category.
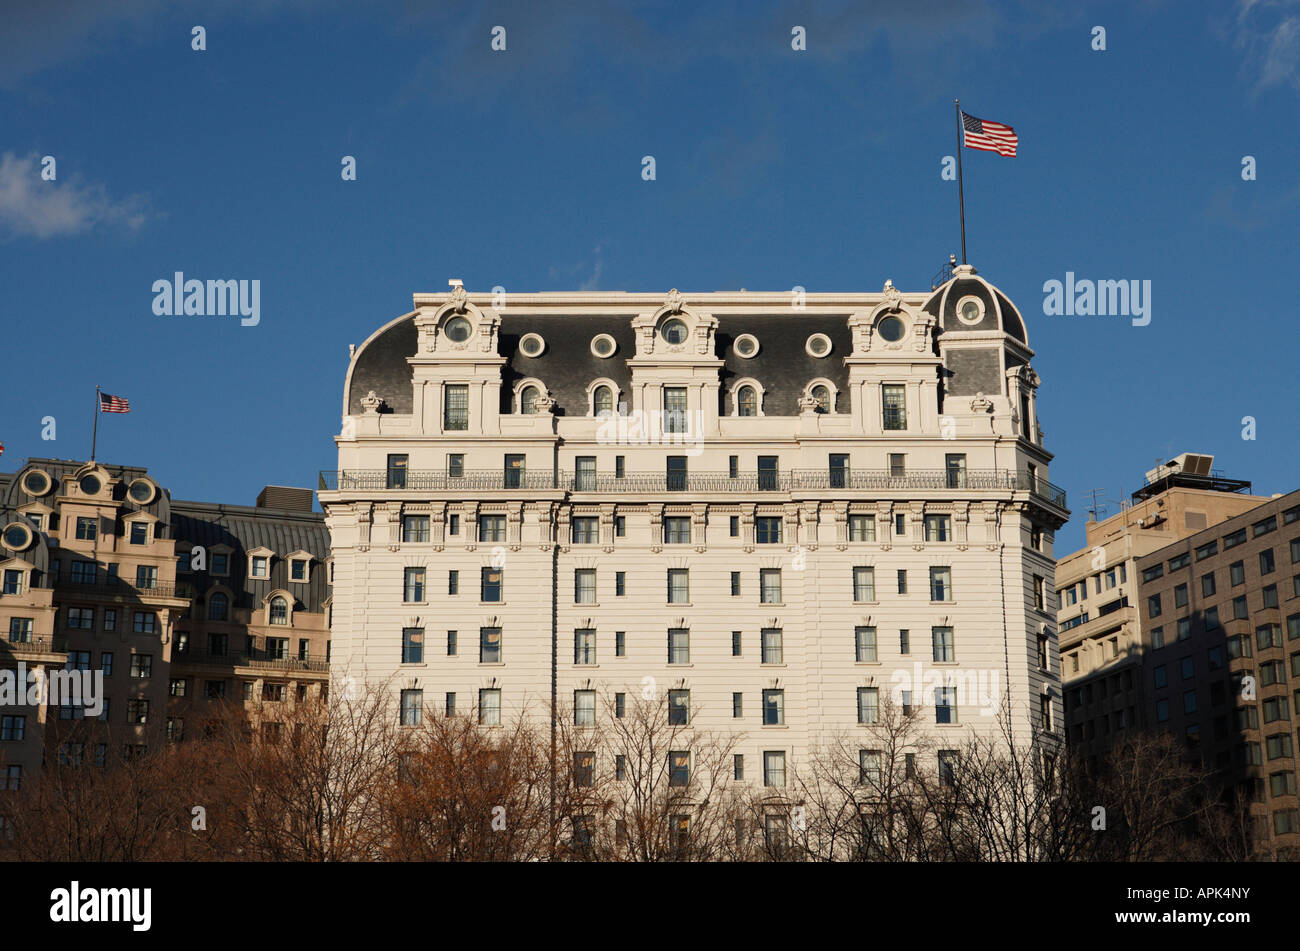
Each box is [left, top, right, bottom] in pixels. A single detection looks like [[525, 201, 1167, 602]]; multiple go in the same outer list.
[[921, 264, 1027, 344]]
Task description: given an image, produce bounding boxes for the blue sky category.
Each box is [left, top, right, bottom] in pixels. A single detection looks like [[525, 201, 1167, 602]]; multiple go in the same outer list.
[[1, 0, 1297, 553]]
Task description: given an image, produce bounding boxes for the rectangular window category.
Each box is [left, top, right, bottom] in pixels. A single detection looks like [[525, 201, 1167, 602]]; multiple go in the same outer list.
[[615, 631, 625, 656], [6, 617, 32, 643], [448, 514, 460, 535], [479, 627, 502, 664], [447, 570, 459, 595], [443, 385, 468, 430], [755, 517, 782, 544], [1147, 593, 1162, 619], [853, 566, 875, 602], [615, 571, 626, 596], [944, 453, 967, 489], [668, 628, 689, 665], [4, 569, 26, 595], [855, 626, 878, 663], [67, 606, 94, 629], [404, 567, 425, 602], [668, 751, 690, 787], [574, 629, 596, 666], [574, 569, 596, 604], [897, 569, 908, 594], [882, 384, 906, 430], [729, 516, 740, 537], [481, 567, 503, 602], [932, 626, 955, 662], [829, 454, 849, 488], [732, 693, 743, 718], [667, 568, 689, 604], [732, 631, 742, 656], [129, 522, 149, 545], [503, 455, 525, 489], [900, 629, 910, 654], [666, 456, 687, 492], [574, 690, 596, 727], [730, 571, 741, 596], [761, 628, 783, 664], [129, 654, 153, 679], [888, 453, 906, 479], [615, 456, 625, 479], [923, 514, 951, 542], [132, 612, 156, 634], [401, 627, 423, 664], [571, 517, 599, 544], [1233, 596, 1248, 620], [1034, 576, 1046, 611], [929, 567, 952, 601], [574, 456, 596, 492], [663, 517, 691, 544], [760, 568, 782, 603], [935, 687, 957, 724], [447, 630, 457, 656], [668, 689, 689, 726], [848, 514, 876, 542], [75, 516, 97, 540], [857, 687, 879, 724], [763, 750, 786, 787], [1224, 528, 1247, 550], [615, 693, 626, 718], [663, 387, 688, 434], [1202, 572, 1216, 597], [757, 456, 779, 491], [478, 688, 501, 726], [478, 515, 506, 542], [1174, 583, 1188, 608], [70, 560, 95, 584], [615, 516, 625, 537]]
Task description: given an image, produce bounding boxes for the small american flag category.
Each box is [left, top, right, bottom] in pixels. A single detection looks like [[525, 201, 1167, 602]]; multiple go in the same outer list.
[[962, 112, 1018, 157], [99, 392, 130, 413]]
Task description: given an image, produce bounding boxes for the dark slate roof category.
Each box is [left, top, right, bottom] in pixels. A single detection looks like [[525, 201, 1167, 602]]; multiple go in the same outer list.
[[500, 314, 636, 417], [347, 315, 418, 416], [715, 314, 851, 416], [170, 500, 331, 614], [346, 312, 855, 418], [924, 271, 1028, 344]]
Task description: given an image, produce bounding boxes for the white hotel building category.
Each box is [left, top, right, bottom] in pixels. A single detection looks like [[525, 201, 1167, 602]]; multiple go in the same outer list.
[[319, 267, 1068, 782]]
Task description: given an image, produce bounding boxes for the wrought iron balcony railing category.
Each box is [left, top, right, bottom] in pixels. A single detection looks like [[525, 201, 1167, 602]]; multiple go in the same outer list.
[[172, 648, 328, 673], [1, 634, 68, 654], [321, 468, 1068, 509], [54, 579, 194, 601]]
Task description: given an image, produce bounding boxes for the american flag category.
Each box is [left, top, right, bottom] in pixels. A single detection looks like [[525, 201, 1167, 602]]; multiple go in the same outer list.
[[962, 112, 1018, 157], [99, 392, 130, 413]]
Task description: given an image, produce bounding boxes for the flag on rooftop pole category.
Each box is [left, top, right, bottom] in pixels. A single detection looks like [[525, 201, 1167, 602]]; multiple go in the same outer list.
[[953, 101, 1018, 265], [92, 387, 130, 461]]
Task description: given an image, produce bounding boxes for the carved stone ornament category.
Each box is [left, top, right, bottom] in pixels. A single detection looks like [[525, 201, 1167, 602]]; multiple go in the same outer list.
[[882, 279, 902, 306], [532, 395, 557, 414], [664, 288, 685, 313], [360, 391, 383, 414], [797, 395, 820, 414], [969, 392, 993, 414], [447, 284, 469, 312]]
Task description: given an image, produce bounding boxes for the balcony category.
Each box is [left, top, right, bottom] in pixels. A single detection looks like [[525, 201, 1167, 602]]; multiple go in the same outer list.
[[55, 579, 194, 602], [0, 633, 68, 656], [322, 468, 1067, 507], [173, 648, 328, 674]]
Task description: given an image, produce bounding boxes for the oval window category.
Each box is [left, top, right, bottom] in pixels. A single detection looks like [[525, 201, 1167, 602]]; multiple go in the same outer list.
[[128, 479, 155, 504], [878, 317, 905, 342], [3, 522, 32, 550], [661, 319, 688, 345], [805, 334, 832, 357], [21, 469, 52, 496], [520, 333, 546, 357], [734, 334, 759, 358], [79, 474, 102, 496], [444, 316, 472, 342], [591, 334, 616, 358]]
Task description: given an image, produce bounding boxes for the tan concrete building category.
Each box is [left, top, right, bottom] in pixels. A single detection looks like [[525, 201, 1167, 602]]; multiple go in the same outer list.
[[0, 458, 330, 813], [1056, 453, 1270, 761], [321, 269, 1069, 811], [1134, 491, 1300, 859]]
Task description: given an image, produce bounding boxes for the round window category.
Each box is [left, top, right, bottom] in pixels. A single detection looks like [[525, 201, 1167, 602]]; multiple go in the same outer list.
[[21, 469, 51, 496], [519, 333, 546, 357], [590, 334, 617, 358], [79, 474, 102, 496], [956, 295, 985, 326], [734, 334, 759, 358], [805, 333, 832, 357], [444, 316, 472, 342], [878, 316, 905, 342], [128, 478, 156, 504], [2, 522, 32, 550], [661, 319, 688, 345]]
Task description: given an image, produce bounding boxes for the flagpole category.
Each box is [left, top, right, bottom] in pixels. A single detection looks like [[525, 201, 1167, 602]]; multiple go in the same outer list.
[[91, 385, 100, 462], [955, 99, 967, 265]]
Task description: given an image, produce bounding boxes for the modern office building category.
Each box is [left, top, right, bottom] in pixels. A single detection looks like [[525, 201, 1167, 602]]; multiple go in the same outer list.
[[1056, 454, 1270, 762], [0, 458, 330, 799], [321, 268, 1069, 793], [1134, 489, 1300, 858]]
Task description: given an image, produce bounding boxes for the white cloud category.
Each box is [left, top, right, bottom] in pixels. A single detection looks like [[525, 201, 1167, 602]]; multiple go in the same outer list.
[[1232, 0, 1300, 91], [0, 151, 148, 240]]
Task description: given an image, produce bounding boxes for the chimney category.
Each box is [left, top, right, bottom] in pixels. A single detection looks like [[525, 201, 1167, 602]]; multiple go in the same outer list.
[[256, 486, 314, 512]]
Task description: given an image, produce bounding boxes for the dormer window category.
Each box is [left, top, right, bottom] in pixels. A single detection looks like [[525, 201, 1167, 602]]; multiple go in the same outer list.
[[210, 550, 231, 576], [661, 319, 688, 345], [252, 556, 268, 578], [79, 473, 102, 496], [269, 596, 288, 625], [520, 385, 540, 414], [444, 316, 472, 342], [811, 385, 831, 413], [129, 522, 149, 545], [593, 386, 614, 418], [878, 316, 905, 342], [738, 386, 757, 417], [286, 551, 312, 583]]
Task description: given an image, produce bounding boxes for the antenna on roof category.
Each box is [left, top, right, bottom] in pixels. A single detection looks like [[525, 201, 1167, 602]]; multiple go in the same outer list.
[[1085, 487, 1109, 521]]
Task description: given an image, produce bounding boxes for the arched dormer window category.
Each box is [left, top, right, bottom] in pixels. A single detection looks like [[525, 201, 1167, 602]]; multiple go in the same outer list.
[[803, 379, 840, 414], [208, 591, 229, 621], [269, 596, 289, 625], [513, 378, 549, 415], [586, 378, 621, 418], [728, 378, 765, 417]]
